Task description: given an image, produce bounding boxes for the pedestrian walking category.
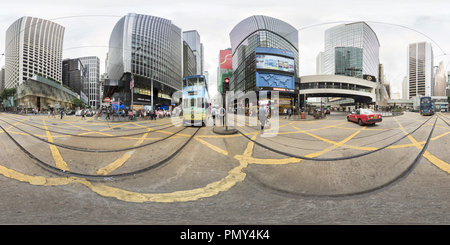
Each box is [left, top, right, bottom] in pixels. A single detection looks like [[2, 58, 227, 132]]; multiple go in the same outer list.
[[105, 109, 110, 120], [288, 108, 292, 120], [81, 109, 85, 120], [211, 107, 217, 126], [284, 108, 287, 119], [259, 106, 268, 135], [219, 106, 225, 127], [60, 110, 64, 119]]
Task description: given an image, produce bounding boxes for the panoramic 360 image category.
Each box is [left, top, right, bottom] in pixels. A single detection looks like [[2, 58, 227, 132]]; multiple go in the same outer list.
[[1, 0, 450, 229]]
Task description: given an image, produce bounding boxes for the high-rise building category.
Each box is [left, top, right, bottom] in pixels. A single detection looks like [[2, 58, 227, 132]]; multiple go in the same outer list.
[[183, 30, 204, 75], [229, 15, 299, 110], [434, 61, 446, 96], [402, 76, 408, 100], [4, 16, 64, 89], [78, 56, 100, 108], [0, 66, 5, 92], [107, 13, 182, 110], [183, 41, 197, 78], [407, 42, 434, 98], [324, 22, 380, 81], [62, 58, 87, 97]]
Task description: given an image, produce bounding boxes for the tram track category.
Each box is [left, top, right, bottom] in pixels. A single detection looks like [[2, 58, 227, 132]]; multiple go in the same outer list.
[[244, 114, 440, 199], [0, 114, 178, 138], [245, 117, 423, 151], [237, 114, 435, 161], [0, 119, 201, 179], [0, 117, 186, 152]]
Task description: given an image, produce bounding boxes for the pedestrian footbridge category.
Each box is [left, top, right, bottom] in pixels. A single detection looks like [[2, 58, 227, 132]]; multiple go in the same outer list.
[[299, 75, 377, 104]]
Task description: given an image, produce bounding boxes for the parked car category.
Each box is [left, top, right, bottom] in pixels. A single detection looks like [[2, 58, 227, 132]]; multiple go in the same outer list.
[[75, 110, 82, 116], [347, 109, 382, 126]]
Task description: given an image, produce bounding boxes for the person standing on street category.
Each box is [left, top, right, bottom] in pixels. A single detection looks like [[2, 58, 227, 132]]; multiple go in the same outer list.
[[60, 110, 64, 119], [259, 105, 268, 135], [219, 106, 225, 127], [211, 107, 217, 126], [106, 109, 110, 120]]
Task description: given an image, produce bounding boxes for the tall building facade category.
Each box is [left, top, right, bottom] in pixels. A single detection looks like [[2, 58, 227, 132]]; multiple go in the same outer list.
[[407, 42, 434, 98], [434, 61, 446, 96], [182, 41, 197, 78], [5, 16, 64, 89], [324, 22, 380, 81], [107, 13, 182, 110], [62, 58, 87, 97], [229, 15, 299, 108], [183, 30, 204, 75], [0, 67, 5, 92], [79, 56, 100, 108]]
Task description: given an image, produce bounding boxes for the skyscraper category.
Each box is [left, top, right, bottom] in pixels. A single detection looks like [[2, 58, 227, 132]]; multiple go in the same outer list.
[[229, 15, 299, 103], [407, 42, 434, 98], [4, 16, 64, 89], [62, 58, 87, 97], [183, 30, 204, 75], [324, 22, 380, 81], [107, 13, 182, 110], [434, 61, 446, 96], [79, 56, 100, 108]]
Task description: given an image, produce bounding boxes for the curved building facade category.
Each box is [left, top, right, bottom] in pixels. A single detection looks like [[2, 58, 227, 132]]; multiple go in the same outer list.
[[5, 16, 65, 89], [324, 22, 380, 81], [229, 15, 299, 101], [107, 13, 182, 110]]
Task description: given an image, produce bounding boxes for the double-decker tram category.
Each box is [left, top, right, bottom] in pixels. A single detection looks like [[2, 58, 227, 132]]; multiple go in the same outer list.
[[420, 96, 433, 116], [182, 75, 210, 126]]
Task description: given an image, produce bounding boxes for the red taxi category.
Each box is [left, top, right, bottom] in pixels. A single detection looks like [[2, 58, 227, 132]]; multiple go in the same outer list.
[[347, 109, 382, 126]]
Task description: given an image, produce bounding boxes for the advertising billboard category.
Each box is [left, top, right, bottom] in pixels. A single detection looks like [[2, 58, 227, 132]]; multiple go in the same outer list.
[[219, 50, 232, 70], [255, 54, 294, 73], [256, 72, 295, 93], [255, 47, 296, 93]]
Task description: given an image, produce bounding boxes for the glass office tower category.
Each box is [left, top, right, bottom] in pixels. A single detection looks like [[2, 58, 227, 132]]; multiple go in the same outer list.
[[108, 13, 182, 110], [229, 15, 299, 99], [324, 22, 380, 81]]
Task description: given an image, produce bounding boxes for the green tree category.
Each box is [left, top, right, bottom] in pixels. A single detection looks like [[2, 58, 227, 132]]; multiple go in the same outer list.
[[72, 98, 85, 109]]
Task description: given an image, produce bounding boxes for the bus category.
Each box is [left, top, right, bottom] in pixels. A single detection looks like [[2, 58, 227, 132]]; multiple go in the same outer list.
[[420, 96, 433, 116], [182, 75, 210, 126]]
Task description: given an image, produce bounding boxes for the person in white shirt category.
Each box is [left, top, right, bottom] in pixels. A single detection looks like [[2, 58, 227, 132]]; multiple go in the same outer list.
[[259, 106, 268, 134], [211, 107, 217, 125], [219, 106, 225, 127]]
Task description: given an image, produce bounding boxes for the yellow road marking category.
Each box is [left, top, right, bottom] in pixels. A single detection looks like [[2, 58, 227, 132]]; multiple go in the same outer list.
[[194, 137, 228, 156], [303, 127, 365, 158], [42, 119, 69, 171]]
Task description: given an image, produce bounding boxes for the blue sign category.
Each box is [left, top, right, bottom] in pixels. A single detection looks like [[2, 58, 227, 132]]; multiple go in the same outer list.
[[256, 72, 295, 92]]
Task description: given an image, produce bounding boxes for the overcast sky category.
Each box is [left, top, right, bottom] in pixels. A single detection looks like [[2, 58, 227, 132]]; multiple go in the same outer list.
[[1, 0, 449, 98]]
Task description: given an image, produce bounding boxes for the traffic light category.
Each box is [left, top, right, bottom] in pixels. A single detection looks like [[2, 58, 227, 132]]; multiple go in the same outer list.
[[222, 77, 230, 93]]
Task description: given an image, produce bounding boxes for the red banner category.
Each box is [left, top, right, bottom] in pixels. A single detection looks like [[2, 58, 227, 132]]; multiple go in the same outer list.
[[220, 50, 232, 70]]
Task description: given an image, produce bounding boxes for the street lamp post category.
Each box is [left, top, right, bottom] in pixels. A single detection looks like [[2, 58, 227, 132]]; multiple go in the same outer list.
[[131, 47, 141, 112]]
